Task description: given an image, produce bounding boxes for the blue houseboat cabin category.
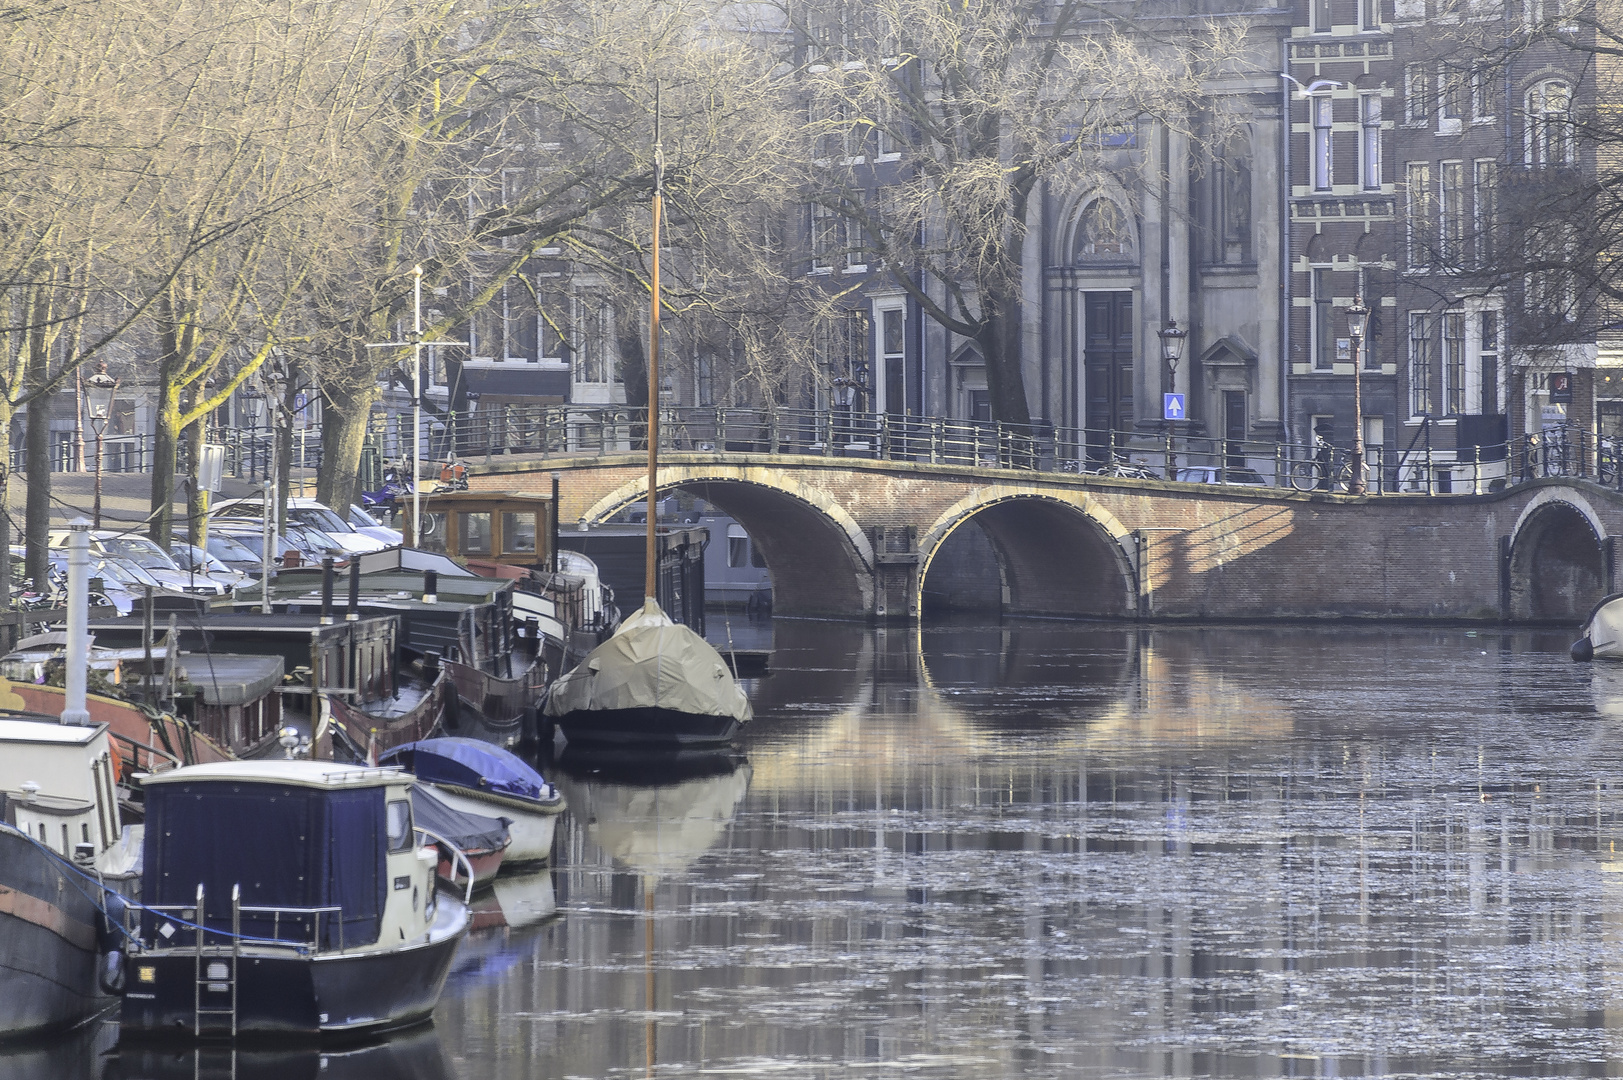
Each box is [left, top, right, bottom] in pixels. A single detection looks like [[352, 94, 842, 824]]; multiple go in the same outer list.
[[121, 761, 469, 1039]]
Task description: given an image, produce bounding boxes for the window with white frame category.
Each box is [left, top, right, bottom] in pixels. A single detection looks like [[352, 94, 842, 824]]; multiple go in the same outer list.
[[1440, 161, 1464, 263], [1525, 80, 1574, 166], [1438, 64, 1466, 128], [810, 202, 838, 273], [695, 352, 715, 407], [1479, 309, 1500, 413], [1312, 267, 1335, 368], [1409, 312, 1434, 415], [1472, 159, 1497, 265], [1406, 161, 1434, 267], [501, 280, 537, 361], [1362, 0, 1382, 29], [1360, 94, 1382, 190], [1442, 311, 1466, 413], [1470, 63, 1495, 120], [573, 296, 616, 385], [844, 193, 868, 273], [877, 305, 905, 413], [1405, 64, 1432, 125], [1312, 95, 1333, 191], [1314, 0, 1333, 31], [538, 289, 566, 364]]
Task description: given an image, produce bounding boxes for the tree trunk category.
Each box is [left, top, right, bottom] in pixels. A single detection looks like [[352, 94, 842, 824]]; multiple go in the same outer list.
[[977, 282, 1031, 429], [148, 373, 182, 549], [0, 407, 13, 652], [618, 319, 649, 450], [23, 321, 53, 592], [183, 417, 205, 548], [316, 378, 379, 518]]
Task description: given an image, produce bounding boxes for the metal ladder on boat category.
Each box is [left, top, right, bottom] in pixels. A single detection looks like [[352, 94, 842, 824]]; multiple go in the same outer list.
[[191, 883, 241, 1038]]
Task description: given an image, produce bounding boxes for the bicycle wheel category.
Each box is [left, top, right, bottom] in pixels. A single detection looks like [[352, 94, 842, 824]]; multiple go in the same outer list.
[[1288, 460, 1322, 492]]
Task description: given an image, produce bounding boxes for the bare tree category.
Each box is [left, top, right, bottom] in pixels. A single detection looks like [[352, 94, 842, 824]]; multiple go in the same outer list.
[[778, 0, 1248, 424]]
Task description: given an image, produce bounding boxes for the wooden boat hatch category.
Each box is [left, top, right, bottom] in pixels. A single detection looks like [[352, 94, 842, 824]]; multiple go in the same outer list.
[[403, 492, 557, 570]]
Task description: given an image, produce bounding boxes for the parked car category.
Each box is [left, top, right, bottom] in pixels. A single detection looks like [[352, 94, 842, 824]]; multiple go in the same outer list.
[[1174, 465, 1269, 487], [47, 530, 226, 596], [349, 504, 403, 546], [212, 497, 391, 555], [197, 531, 265, 577], [168, 540, 251, 592], [211, 524, 300, 570]]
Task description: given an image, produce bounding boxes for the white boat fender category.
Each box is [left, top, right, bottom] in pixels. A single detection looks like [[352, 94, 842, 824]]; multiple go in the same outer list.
[[1573, 636, 1594, 662]]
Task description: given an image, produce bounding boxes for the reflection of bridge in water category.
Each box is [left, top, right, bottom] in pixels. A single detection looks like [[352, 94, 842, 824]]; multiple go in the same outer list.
[[461, 412, 1623, 625]]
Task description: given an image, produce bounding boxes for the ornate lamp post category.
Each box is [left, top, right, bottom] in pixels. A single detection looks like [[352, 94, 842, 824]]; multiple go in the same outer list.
[[1158, 319, 1187, 480], [84, 369, 116, 530], [1346, 294, 1370, 495], [240, 387, 266, 480]]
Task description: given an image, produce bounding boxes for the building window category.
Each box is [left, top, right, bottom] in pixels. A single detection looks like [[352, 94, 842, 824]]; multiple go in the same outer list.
[[844, 193, 868, 273], [810, 202, 837, 273], [1409, 313, 1434, 415], [1470, 63, 1495, 121], [695, 353, 715, 407], [1525, 80, 1574, 166], [1314, 0, 1333, 31], [1312, 96, 1333, 191], [1360, 94, 1382, 190], [1405, 64, 1432, 125], [878, 306, 905, 414], [573, 297, 616, 385], [1406, 162, 1433, 268], [1438, 65, 1465, 128], [1313, 267, 1335, 369], [539, 289, 566, 364], [1479, 310, 1500, 414], [1362, 0, 1382, 29], [1442, 311, 1466, 413], [1472, 159, 1497, 265], [1440, 161, 1464, 263]]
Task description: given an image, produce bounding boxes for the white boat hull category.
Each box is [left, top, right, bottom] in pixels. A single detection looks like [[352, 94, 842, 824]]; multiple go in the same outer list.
[[1576, 594, 1623, 660], [427, 784, 561, 865]]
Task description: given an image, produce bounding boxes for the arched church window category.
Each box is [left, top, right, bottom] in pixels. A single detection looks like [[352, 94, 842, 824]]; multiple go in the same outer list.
[[1074, 199, 1135, 262]]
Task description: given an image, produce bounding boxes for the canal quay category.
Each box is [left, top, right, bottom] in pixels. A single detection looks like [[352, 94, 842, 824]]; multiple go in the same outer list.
[[24, 617, 1623, 1079]]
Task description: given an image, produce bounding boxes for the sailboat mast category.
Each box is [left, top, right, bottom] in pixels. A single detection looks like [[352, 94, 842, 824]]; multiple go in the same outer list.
[[645, 84, 663, 605]]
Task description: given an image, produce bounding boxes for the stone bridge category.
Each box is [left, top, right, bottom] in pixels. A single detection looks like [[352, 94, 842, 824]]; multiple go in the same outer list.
[[466, 453, 1622, 625]]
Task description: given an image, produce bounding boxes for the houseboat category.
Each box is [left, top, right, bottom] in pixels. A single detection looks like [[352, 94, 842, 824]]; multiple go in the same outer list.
[[119, 760, 470, 1039]]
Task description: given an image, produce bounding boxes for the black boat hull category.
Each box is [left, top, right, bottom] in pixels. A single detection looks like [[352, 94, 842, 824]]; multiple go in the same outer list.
[[0, 828, 108, 1037], [119, 903, 467, 1039], [552, 706, 741, 749]]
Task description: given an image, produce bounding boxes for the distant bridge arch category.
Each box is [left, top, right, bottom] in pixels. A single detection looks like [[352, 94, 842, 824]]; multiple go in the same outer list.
[[918, 491, 1137, 619]]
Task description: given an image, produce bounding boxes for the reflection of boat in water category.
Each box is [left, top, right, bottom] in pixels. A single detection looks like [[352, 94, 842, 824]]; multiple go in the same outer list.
[[545, 601, 752, 750], [113, 1020, 454, 1079], [1572, 593, 1623, 661], [0, 1016, 116, 1080], [466, 869, 558, 933], [552, 751, 752, 880]]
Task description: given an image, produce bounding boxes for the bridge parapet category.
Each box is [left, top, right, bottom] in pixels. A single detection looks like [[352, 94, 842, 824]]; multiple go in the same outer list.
[[471, 450, 1623, 626]]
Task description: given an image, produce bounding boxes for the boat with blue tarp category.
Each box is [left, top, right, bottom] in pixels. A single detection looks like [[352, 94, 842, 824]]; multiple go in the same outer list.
[[378, 738, 564, 865], [118, 760, 470, 1040]]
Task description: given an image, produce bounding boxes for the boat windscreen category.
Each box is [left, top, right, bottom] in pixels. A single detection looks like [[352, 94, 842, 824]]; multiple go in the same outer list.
[[382, 737, 546, 803], [142, 781, 386, 950]]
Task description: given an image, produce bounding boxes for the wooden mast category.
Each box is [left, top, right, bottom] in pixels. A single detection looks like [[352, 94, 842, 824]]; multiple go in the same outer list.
[[645, 84, 663, 606]]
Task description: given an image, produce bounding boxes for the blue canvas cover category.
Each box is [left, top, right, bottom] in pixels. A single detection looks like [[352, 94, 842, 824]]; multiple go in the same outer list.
[[141, 781, 386, 950], [380, 737, 549, 805]]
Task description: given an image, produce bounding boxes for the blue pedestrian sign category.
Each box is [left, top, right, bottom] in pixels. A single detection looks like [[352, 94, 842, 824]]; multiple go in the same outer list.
[[1163, 393, 1185, 421]]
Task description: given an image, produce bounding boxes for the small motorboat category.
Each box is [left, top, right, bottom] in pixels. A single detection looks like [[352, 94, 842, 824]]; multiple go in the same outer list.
[[543, 600, 752, 750], [0, 712, 142, 1037], [118, 760, 470, 1039], [411, 784, 510, 890], [378, 738, 564, 866], [1573, 593, 1623, 660]]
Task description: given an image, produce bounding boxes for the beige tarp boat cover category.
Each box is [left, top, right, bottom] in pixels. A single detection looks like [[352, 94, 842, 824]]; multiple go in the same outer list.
[[543, 601, 753, 723]]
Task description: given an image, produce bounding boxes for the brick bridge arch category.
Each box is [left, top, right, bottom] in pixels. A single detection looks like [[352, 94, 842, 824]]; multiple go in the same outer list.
[[918, 492, 1136, 618], [1507, 488, 1609, 622]]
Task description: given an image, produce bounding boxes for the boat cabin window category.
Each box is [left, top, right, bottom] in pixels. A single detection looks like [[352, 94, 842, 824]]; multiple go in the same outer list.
[[386, 799, 413, 853], [421, 513, 449, 554], [727, 525, 749, 569], [502, 511, 537, 553], [460, 512, 492, 556]]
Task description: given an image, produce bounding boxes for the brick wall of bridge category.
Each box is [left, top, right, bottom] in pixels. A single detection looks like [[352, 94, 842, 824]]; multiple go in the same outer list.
[[472, 455, 1622, 623]]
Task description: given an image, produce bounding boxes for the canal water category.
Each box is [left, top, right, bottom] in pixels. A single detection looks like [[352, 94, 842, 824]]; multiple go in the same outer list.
[[20, 620, 1623, 1079]]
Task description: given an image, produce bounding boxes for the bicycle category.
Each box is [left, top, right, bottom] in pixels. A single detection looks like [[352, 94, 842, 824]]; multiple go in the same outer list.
[[1287, 444, 1359, 492]]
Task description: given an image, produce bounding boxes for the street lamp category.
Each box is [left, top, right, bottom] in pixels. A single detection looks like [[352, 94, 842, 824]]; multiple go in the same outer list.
[[1158, 318, 1188, 479], [263, 367, 288, 534], [84, 369, 116, 530], [240, 388, 266, 480], [1346, 294, 1370, 495]]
